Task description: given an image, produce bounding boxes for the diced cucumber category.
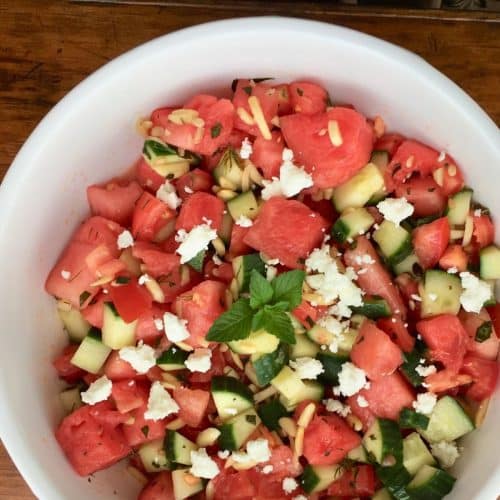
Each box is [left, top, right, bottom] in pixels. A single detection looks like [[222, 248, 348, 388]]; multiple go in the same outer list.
[[251, 344, 289, 386], [138, 439, 172, 472], [420, 270, 462, 317], [399, 408, 429, 431], [373, 220, 412, 266], [257, 399, 289, 431], [301, 464, 343, 494], [403, 432, 436, 476], [332, 163, 385, 212], [219, 211, 234, 244], [187, 250, 206, 273], [338, 327, 359, 352], [475, 320, 493, 342], [171, 469, 204, 500], [351, 296, 391, 319], [227, 191, 259, 221], [363, 418, 403, 465], [279, 380, 323, 411], [229, 329, 280, 355], [211, 376, 254, 420], [232, 253, 266, 292], [58, 306, 91, 342], [289, 334, 319, 359], [376, 465, 412, 500], [157, 346, 188, 371], [102, 303, 137, 350], [446, 188, 472, 226], [331, 207, 375, 243], [306, 324, 334, 346], [317, 352, 349, 385], [419, 396, 474, 443], [218, 408, 260, 451], [393, 252, 421, 277], [480, 245, 500, 280], [371, 150, 390, 170], [400, 342, 426, 387], [143, 137, 199, 166], [372, 488, 392, 500], [70, 328, 111, 374], [165, 430, 197, 466], [213, 147, 243, 189], [59, 387, 83, 414], [406, 465, 455, 500], [347, 444, 369, 463], [271, 366, 306, 401]]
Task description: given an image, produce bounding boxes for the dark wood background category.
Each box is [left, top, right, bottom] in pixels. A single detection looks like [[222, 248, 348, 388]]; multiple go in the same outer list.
[[0, 0, 498, 497]]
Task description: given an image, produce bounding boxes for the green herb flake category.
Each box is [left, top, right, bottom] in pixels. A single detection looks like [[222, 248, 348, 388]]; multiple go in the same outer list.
[[115, 276, 130, 285], [141, 426, 149, 437], [296, 87, 304, 96], [242, 86, 252, 95], [476, 321, 492, 343], [79, 291, 91, 307], [211, 122, 222, 139], [245, 414, 257, 425]]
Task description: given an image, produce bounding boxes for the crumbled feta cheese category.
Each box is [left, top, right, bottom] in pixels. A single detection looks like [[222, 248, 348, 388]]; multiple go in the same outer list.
[[460, 272, 492, 313], [184, 185, 194, 194], [293, 496, 307, 500], [447, 267, 458, 274], [354, 254, 375, 265], [377, 197, 414, 226], [438, 150, 446, 162], [324, 398, 351, 417], [290, 357, 324, 380], [318, 315, 347, 353], [190, 448, 220, 479], [156, 180, 182, 210], [232, 438, 271, 464], [413, 392, 437, 416], [144, 381, 179, 420], [336, 362, 368, 397], [119, 341, 156, 374], [262, 464, 274, 474], [282, 477, 298, 494], [261, 254, 281, 266], [175, 223, 217, 264], [117, 230, 134, 249], [430, 441, 460, 468], [357, 395, 369, 408], [473, 208, 482, 217], [265, 265, 278, 282], [154, 318, 164, 331], [163, 312, 190, 342], [217, 450, 230, 459], [415, 364, 437, 377], [138, 274, 151, 285], [185, 348, 212, 373], [81, 375, 112, 405], [60, 270, 71, 280], [239, 137, 253, 159], [212, 254, 223, 266], [235, 215, 253, 227], [261, 178, 284, 200]]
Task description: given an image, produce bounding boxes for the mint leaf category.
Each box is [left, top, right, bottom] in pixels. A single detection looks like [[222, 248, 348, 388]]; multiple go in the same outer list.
[[206, 298, 253, 342], [187, 250, 206, 273], [257, 304, 296, 344], [249, 270, 273, 309], [271, 270, 305, 310]]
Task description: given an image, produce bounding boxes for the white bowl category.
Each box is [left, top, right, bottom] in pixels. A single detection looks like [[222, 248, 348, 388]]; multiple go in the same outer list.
[[0, 17, 498, 500]]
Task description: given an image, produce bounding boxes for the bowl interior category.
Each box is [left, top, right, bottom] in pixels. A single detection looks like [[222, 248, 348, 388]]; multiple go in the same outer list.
[[0, 17, 498, 500]]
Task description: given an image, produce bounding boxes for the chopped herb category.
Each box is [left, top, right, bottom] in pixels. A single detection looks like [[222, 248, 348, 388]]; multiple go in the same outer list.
[[141, 426, 149, 437], [245, 414, 257, 425], [79, 291, 91, 307], [296, 87, 304, 96], [242, 86, 252, 95], [115, 276, 130, 285], [211, 122, 222, 138], [476, 321, 492, 343]]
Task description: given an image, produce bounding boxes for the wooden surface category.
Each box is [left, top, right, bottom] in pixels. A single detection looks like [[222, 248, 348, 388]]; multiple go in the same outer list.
[[0, 0, 498, 497]]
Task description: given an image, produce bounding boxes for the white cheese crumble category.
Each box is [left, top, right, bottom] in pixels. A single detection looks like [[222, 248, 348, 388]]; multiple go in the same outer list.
[[118, 341, 156, 374], [318, 316, 348, 353], [438, 150, 446, 162], [266, 265, 278, 281], [459, 271, 492, 313], [138, 274, 151, 285], [413, 392, 437, 416], [239, 137, 253, 159], [415, 364, 437, 377], [261, 148, 313, 200], [156, 180, 182, 210], [447, 267, 458, 274], [354, 254, 375, 265], [144, 381, 179, 421], [212, 254, 223, 266], [190, 448, 220, 479], [335, 362, 368, 397], [235, 215, 253, 227], [473, 208, 482, 217], [217, 450, 230, 459], [282, 477, 298, 494], [154, 318, 164, 331], [430, 441, 460, 469], [377, 197, 414, 226], [60, 270, 71, 280], [185, 348, 212, 373], [81, 375, 112, 405], [289, 357, 324, 380], [175, 223, 217, 264], [357, 395, 369, 408], [410, 294, 422, 302], [184, 186, 194, 194], [117, 230, 134, 249], [232, 438, 271, 464], [163, 312, 190, 342], [262, 465, 274, 474], [324, 398, 351, 417]]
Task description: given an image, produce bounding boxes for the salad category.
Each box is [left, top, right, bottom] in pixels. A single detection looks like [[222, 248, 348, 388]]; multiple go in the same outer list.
[[47, 79, 499, 500]]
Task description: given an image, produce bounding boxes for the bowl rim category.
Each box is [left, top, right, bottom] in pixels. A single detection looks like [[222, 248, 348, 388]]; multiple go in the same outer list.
[[0, 16, 499, 499]]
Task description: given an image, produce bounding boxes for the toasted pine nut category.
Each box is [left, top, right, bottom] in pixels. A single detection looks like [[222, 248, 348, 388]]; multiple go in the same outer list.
[[450, 229, 465, 240], [124, 416, 136, 425], [248, 96, 272, 140], [294, 426, 305, 458], [241, 165, 252, 192], [219, 343, 229, 353], [196, 428, 221, 447], [161, 372, 181, 388], [474, 398, 490, 428], [183, 471, 200, 485], [126, 465, 149, 485], [224, 289, 234, 309], [166, 418, 185, 431], [279, 417, 297, 438], [219, 176, 238, 190], [150, 126, 164, 137], [90, 276, 113, 287], [297, 403, 316, 428], [245, 362, 260, 387], [233, 459, 258, 470], [145, 277, 165, 303], [212, 237, 226, 256], [373, 115, 385, 138], [216, 189, 238, 201], [237, 107, 255, 125], [462, 215, 474, 247], [328, 120, 343, 147], [253, 385, 278, 403], [346, 414, 363, 432], [175, 341, 194, 352], [447, 164, 457, 177], [230, 277, 240, 300], [230, 351, 244, 370], [248, 164, 264, 186]]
